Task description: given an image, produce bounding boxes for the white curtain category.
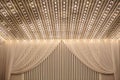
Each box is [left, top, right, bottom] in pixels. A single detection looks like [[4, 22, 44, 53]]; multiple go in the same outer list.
[[5, 40, 60, 80], [0, 41, 6, 80], [0, 39, 119, 80], [63, 40, 119, 80], [111, 40, 120, 80]]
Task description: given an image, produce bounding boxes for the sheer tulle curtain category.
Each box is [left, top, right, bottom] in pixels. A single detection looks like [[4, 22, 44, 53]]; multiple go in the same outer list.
[[0, 41, 7, 80], [111, 40, 120, 80], [5, 40, 60, 80], [63, 40, 119, 80], [1, 40, 119, 80]]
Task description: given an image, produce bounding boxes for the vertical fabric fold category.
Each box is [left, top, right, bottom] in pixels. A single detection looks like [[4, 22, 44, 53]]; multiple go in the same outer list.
[[1, 39, 119, 80], [63, 39, 119, 80], [5, 40, 60, 80], [0, 41, 6, 80], [111, 40, 120, 80]]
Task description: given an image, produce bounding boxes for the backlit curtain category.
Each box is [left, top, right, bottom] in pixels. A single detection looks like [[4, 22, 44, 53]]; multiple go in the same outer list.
[[5, 40, 60, 80], [63, 40, 119, 80], [0, 41, 6, 80], [1, 39, 119, 80], [24, 41, 99, 80]]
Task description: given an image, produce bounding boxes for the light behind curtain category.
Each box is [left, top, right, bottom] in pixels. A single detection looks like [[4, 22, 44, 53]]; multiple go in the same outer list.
[[0, 41, 6, 80], [24, 42, 99, 80], [111, 40, 120, 80], [5, 40, 60, 80], [63, 40, 119, 80], [2, 39, 119, 80]]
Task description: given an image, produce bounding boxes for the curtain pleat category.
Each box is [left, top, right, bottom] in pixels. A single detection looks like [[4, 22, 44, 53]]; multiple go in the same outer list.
[[24, 42, 99, 80], [4, 40, 60, 80], [0, 40, 119, 80], [63, 39, 119, 80], [0, 41, 6, 80]]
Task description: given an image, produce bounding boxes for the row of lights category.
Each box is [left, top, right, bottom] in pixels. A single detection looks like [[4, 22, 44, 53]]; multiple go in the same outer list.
[[36, 20, 45, 39], [0, 0, 119, 39], [62, 1, 66, 38], [70, 0, 79, 38], [29, 0, 45, 39], [0, 26, 10, 40], [29, 1, 46, 39], [0, 20, 10, 32], [1, 0, 46, 39], [20, 24, 31, 39], [0, 3, 14, 32], [100, 3, 120, 38], [1, 1, 31, 40], [0, 5, 10, 40], [29, 23, 39, 39], [29, 1, 39, 20], [0, 2, 8, 17], [93, 0, 114, 38], [17, 0, 38, 39], [54, 1, 60, 38], [0, 2, 20, 33], [0, 4, 14, 40], [6, 1, 32, 39], [113, 32, 120, 39], [78, 0, 90, 38], [85, 0, 102, 38], [41, 0, 52, 38]]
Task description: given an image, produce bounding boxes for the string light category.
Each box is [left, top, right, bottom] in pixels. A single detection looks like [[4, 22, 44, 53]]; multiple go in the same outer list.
[[84, 0, 102, 38], [0, 0, 119, 39]]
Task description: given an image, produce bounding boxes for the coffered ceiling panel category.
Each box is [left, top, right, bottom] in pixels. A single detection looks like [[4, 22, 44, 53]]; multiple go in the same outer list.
[[0, 0, 120, 40]]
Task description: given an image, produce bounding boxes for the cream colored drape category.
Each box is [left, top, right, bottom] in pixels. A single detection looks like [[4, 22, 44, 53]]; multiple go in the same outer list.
[[0, 39, 119, 80], [5, 40, 60, 80], [111, 40, 120, 80], [24, 41, 99, 80], [0, 41, 6, 80], [63, 40, 119, 80]]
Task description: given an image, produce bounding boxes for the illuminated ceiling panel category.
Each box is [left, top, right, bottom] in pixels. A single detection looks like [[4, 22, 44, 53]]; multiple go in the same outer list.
[[0, 0, 120, 40]]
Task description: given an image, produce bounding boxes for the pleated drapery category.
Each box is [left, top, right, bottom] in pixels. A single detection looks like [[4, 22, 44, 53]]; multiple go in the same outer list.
[[0, 39, 119, 80], [5, 40, 60, 80], [0, 41, 7, 80], [24, 42, 99, 80], [63, 40, 119, 80]]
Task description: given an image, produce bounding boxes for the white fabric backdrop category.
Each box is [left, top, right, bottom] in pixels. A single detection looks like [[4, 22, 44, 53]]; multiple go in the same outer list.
[[5, 40, 60, 80], [0, 41, 6, 80], [111, 40, 120, 80], [0, 39, 119, 80], [63, 40, 119, 80]]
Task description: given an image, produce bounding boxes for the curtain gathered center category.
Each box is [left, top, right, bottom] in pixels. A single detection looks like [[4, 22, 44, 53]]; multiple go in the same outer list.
[[0, 39, 119, 80]]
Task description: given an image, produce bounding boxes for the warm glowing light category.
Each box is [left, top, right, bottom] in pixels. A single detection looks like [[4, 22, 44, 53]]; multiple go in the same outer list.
[[0, 0, 119, 39], [0, 36, 5, 41], [16, 40, 19, 43], [23, 40, 26, 42]]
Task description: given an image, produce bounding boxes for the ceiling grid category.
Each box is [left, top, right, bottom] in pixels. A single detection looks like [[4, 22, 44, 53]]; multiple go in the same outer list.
[[0, 0, 119, 40]]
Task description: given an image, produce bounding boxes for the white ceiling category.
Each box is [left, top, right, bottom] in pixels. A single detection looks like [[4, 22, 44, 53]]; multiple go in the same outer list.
[[0, 0, 120, 40]]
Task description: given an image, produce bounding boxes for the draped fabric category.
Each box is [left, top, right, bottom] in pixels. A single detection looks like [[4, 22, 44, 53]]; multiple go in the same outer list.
[[5, 40, 60, 80], [0, 41, 6, 80], [111, 41, 120, 80], [0, 40, 119, 80], [24, 42, 99, 80], [63, 40, 119, 80]]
